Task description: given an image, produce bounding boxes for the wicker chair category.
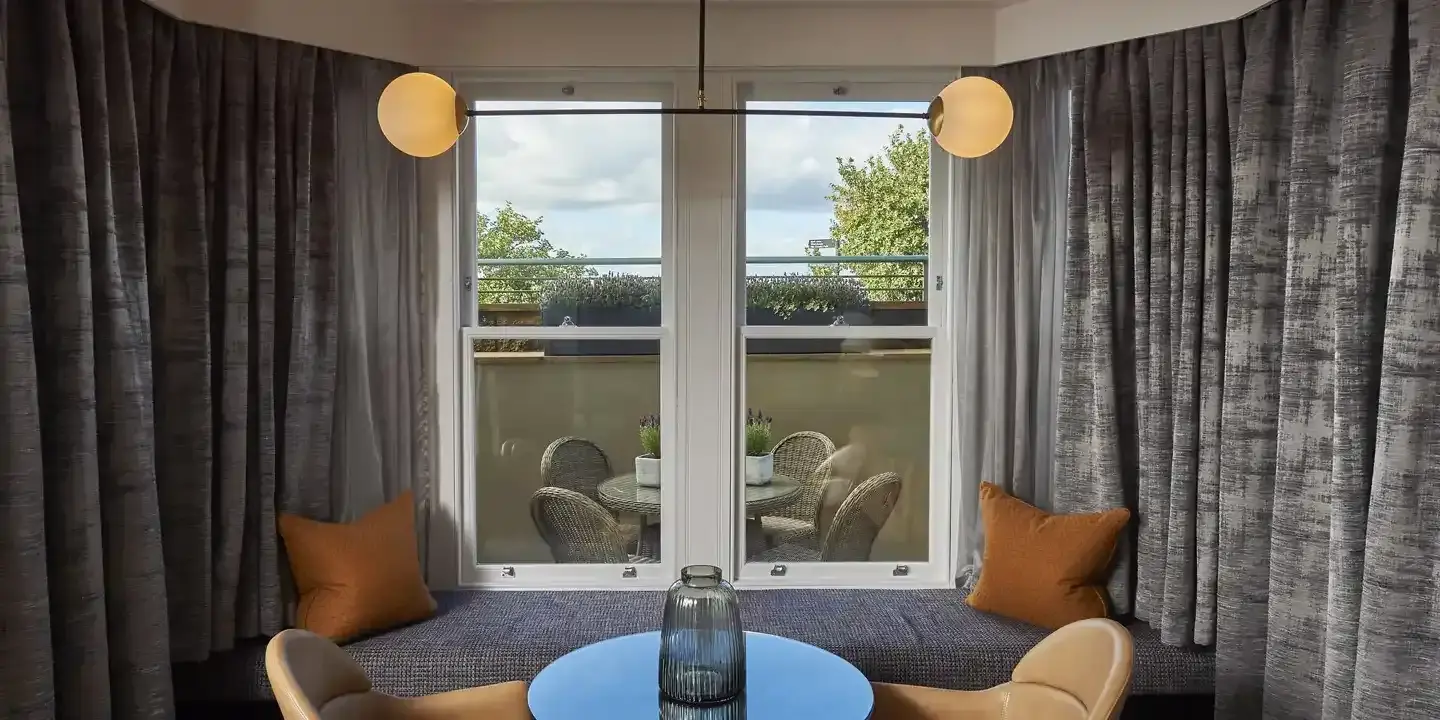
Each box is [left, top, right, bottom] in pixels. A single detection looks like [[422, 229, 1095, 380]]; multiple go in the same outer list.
[[530, 487, 656, 564], [540, 437, 611, 501], [757, 472, 902, 563], [760, 431, 836, 546], [540, 436, 643, 547]]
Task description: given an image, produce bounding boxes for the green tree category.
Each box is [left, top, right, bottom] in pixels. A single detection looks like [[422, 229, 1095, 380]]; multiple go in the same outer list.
[[815, 127, 930, 302], [476, 203, 595, 305]]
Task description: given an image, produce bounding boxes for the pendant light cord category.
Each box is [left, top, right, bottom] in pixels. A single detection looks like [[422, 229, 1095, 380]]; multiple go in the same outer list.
[[696, 0, 707, 109]]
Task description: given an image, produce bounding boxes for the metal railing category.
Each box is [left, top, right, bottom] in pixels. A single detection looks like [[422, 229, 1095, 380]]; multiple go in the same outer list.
[[474, 254, 929, 304]]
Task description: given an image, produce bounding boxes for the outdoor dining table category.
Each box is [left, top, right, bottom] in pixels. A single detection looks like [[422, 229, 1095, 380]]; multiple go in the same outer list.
[[597, 473, 803, 555]]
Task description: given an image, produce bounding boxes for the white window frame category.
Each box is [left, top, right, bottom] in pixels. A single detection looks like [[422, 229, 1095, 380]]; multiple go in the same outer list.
[[729, 75, 958, 589], [438, 70, 963, 591], [453, 76, 680, 589]]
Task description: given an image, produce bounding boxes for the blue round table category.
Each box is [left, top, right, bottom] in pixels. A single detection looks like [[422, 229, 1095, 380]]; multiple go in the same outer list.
[[528, 631, 874, 720]]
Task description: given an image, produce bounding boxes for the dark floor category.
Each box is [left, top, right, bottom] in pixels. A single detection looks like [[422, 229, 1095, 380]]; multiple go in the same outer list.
[[1123, 694, 1214, 719], [180, 694, 1215, 719]]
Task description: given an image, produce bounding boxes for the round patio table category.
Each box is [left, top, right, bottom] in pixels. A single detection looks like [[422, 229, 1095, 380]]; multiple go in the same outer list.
[[598, 474, 802, 516], [527, 631, 873, 720]]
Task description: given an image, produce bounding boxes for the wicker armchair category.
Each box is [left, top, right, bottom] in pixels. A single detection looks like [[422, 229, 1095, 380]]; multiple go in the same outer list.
[[772, 432, 836, 509], [540, 436, 644, 547], [757, 472, 902, 563], [760, 449, 840, 550], [540, 437, 611, 501], [530, 487, 656, 564]]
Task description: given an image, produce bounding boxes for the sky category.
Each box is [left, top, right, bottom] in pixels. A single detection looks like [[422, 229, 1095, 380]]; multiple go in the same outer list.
[[472, 100, 929, 278]]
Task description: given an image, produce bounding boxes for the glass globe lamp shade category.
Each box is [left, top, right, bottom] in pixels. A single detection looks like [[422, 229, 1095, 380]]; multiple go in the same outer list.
[[927, 76, 1014, 159], [377, 72, 468, 158]]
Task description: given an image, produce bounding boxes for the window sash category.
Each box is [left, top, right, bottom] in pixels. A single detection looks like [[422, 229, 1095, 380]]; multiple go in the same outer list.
[[731, 76, 956, 586], [459, 330, 679, 588], [454, 78, 680, 588], [456, 78, 675, 329]]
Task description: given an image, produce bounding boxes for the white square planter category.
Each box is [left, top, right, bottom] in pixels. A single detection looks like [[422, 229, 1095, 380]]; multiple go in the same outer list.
[[744, 453, 774, 486], [635, 454, 662, 487]]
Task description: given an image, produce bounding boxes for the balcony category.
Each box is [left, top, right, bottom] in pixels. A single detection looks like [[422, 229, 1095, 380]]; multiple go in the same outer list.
[[475, 254, 929, 351], [470, 255, 933, 567]]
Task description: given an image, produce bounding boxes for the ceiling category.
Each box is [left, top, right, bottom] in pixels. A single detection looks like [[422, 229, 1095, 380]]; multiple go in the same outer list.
[[436, 0, 1012, 3], [146, 0, 1267, 67], [434, 0, 1013, 3]]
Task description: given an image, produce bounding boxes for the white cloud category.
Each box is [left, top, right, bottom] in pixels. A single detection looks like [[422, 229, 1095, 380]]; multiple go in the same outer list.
[[473, 102, 662, 210], [743, 107, 925, 211], [473, 100, 926, 213]]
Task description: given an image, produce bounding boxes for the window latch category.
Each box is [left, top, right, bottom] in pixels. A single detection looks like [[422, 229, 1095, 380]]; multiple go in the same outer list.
[[934, 275, 944, 292]]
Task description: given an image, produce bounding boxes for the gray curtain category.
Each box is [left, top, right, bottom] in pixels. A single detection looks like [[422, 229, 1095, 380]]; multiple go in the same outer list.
[[953, 57, 1070, 579], [0, 0, 421, 717], [1059, 19, 1243, 631], [1058, 0, 1440, 718], [331, 60, 431, 538]]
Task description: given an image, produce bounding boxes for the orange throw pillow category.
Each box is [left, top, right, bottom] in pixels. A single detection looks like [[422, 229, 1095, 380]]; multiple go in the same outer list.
[[278, 491, 436, 641], [966, 482, 1130, 630]]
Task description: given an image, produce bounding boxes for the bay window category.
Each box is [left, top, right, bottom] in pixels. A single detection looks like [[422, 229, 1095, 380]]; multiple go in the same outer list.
[[445, 73, 956, 590]]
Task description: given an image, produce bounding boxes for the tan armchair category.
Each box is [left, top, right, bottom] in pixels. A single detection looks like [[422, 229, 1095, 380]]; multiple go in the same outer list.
[[872, 618, 1133, 720], [264, 628, 530, 720]]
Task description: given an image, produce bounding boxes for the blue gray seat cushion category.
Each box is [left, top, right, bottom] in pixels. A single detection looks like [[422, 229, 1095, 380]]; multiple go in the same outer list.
[[174, 589, 1213, 702]]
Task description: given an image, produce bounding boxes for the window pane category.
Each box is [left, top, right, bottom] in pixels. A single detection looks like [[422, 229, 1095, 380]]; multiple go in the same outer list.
[[743, 100, 930, 327], [472, 338, 662, 564], [740, 341, 930, 563], [473, 100, 662, 327]]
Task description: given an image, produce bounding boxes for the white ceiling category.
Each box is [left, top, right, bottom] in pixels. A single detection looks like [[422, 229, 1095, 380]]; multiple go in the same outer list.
[[147, 0, 1267, 67], [439, 0, 1009, 3]]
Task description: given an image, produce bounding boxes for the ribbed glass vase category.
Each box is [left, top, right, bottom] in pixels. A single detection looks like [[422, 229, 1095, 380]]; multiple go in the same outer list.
[[659, 565, 745, 704], [661, 696, 746, 720]]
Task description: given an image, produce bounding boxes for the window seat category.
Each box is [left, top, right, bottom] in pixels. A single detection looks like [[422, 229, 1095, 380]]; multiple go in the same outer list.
[[174, 589, 1213, 703]]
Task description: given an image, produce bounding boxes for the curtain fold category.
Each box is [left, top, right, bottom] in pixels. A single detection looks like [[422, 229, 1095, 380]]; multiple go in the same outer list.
[[1354, 6, 1440, 719], [953, 57, 1070, 578], [0, 0, 421, 717], [1061, 19, 1245, 638], [1059, 0, 1440, 718], [330, 57, 431, 539]]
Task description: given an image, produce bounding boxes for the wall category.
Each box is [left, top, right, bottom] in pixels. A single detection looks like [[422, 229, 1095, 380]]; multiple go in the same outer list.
[[143, 0, 188, 18], [473, 352, 932, 564], [992, 0, 1270, 64], [433, 3, 995, 69], [160, 0, 429, 65], [149, 0, 1269, 69]]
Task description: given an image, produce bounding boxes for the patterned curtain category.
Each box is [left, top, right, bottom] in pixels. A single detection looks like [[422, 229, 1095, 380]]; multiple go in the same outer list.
[[0, 0, 419, 717], [1058, 0, 1440, 718]]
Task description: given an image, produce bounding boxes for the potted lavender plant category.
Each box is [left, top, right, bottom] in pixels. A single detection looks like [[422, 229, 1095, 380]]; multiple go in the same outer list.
[[636, 414, 662, 488], [743, 409, 774, 486]]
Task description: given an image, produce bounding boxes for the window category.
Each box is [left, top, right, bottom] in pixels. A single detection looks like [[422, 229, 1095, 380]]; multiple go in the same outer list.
[[734, 82, 951, 584], [447, 74, 954, 589], [457, 81, 674, 587]]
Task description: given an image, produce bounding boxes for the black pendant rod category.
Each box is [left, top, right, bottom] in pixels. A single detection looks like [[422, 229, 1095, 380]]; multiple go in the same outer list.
[[465, 107, 928, 119], [698, 0, 707, 108], [460, 0, 928, 122]]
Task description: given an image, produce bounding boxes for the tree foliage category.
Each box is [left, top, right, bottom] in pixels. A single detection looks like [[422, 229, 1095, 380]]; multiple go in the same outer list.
[[476, 203, 595, 305], [816, 127, 930, 302]]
